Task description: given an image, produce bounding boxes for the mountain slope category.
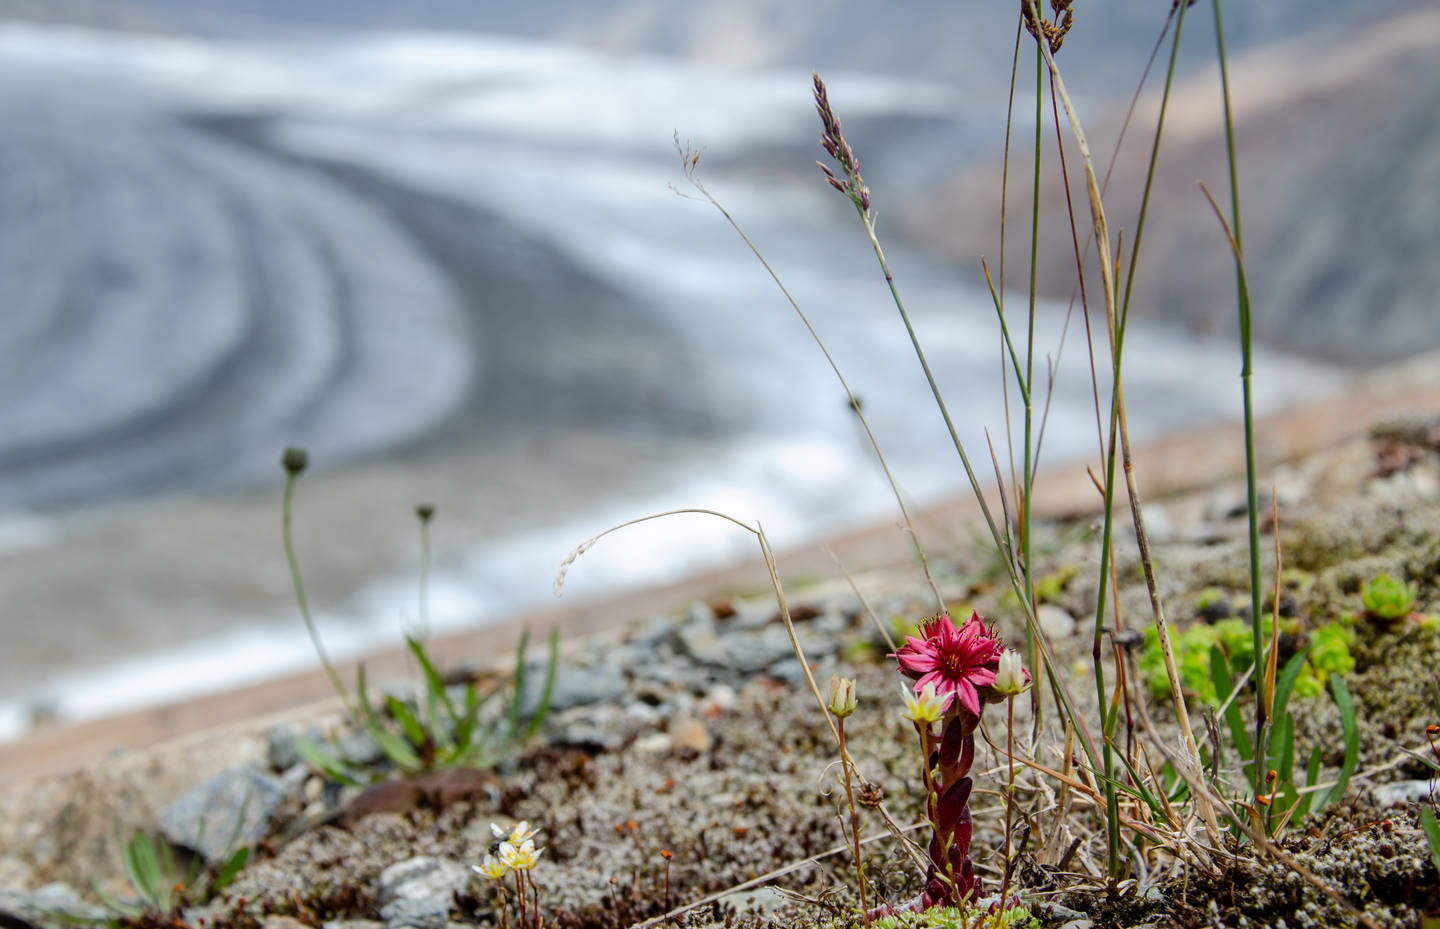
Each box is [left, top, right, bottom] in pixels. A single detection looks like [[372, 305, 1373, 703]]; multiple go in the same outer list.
[[898, 1, 1440, 367]]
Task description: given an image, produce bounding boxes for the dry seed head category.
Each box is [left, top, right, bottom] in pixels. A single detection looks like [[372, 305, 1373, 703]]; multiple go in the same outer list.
[[1022, 0, 1074, 54], [811, 71, 870, 212]]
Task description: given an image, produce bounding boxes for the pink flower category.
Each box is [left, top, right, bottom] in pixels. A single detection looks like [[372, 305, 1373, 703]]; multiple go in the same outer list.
[[892, 611, 1005, 717]]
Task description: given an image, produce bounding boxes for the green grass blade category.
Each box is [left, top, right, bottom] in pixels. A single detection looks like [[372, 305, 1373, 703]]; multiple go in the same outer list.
[[90, 879, 143, 919], [1317, 674, 1358, 812], [358, 666, 423, 772], [293, 735, 363, 786], [504, 628, 531, 743], [123, 833, 165, 909], [406, 636, 458, 723], [1421, 807, 1440, 876], [212, 847, 250, 894], [1272, 644, 1312, 720], [523, 628, 561, 740], [1210, 644, 1253, 773], [386, 695, 429, 748], [1294, 744, 1323, 820], [1271, 711, 1295, 787]]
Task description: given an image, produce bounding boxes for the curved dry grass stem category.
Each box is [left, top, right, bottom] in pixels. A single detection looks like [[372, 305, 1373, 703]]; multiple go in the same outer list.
[[555, 506, 932, 878], [672, 138, 947, 616], [1018, 0, 1221, 847]]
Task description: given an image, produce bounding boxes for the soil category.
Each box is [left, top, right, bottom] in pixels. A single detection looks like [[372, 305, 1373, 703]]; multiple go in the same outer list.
[[4, 383, 1440, 929]]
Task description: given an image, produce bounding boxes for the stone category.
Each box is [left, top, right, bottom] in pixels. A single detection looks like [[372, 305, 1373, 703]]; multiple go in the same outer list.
[[376, 856, 471, 929], [1037, 604, 1077, 639], [159, 765, 286, 864], [1372, 779, 1433, 807], [267, 723, 323, 773], [519, 663, 625, 716], [0, 883, 109, 925], [263, 917, 313, 929], [337, 731, 386, 767], [669, 718, 711, 754], [324, 920, 386, 929]]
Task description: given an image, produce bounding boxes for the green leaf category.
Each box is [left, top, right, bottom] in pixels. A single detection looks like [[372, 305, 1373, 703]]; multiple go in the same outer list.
[[1421, 807, 1440, 876], [294, 735, 362, 786], [1267, 711, 1295, 786], [504, 628, 530, 744], [1316, 674, 1358, 812], [1271, 643, 1312, 720], [123, 833, 166, 910], [1210, 645, 1252, 774], [358, 666, 423, 772], [90, 878, 143, 919], [386, 695, 428, 748], [406, 635, 458, 724], [212, 847, 250, 894], [523, 628, 561, 740], [1294, 745, 1322, 820]]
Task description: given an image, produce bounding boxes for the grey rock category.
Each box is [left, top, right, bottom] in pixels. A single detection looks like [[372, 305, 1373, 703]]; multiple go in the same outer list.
[[520, 663, 625, 716], [812, 610, 849, 636], [1058, 920, 1094, 929], [159, 765, 285, 864], [338, 730, 386, 767], [765, 659, 810, 687], [266, 722, 312, 772], [1037, 604, 1077, 638], [324, 920, 386, 929], [1372, 779, 1434, 807], [376, 856, 472, 929], [1044, 903, 1087, 920], [629, 615, 676, 650], [0, 883, 109, 925], [724, 885, 788, 914], [674, 616, 724, 664]]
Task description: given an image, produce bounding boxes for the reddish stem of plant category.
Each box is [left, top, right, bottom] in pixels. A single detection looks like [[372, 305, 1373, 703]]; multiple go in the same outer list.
[[920, 708, 979, 908]]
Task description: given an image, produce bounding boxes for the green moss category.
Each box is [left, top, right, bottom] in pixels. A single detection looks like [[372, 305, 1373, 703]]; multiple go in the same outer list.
[[851, 904, 1038, 929], [1139, 615, 1355, 707]]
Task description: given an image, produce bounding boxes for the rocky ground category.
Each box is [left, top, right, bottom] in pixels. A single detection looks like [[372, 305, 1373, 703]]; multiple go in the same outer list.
[[2, 409, 1440, 929]]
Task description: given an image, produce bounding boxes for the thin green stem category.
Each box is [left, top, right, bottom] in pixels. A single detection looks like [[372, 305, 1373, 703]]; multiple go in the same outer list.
[[856, 210, 1103, 778], [1211, 0, 1265, 808], [281, 471, 352, 716], [417, 508, 433, 643], [1022, 32, 1042, 734]]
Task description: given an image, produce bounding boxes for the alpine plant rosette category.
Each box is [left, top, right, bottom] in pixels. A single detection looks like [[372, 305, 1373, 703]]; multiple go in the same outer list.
[[892, 611, 1030, 910]]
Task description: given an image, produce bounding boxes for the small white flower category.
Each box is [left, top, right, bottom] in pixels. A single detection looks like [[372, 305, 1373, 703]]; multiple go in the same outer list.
[[491, 820, 539, 844], [498, 838, 543, 872], [826, 675, 858, 718], [900, 682, 948, 724], [993, 649, 1032, 696], [472, 853, 509, 881]]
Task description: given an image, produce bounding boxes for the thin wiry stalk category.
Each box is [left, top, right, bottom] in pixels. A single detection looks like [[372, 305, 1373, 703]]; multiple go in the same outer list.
[[555, 507, 933, 877], [813, 70, 1105, 780], [673, 140, 945, 614], [1030, 18, 1122, 880], [1018, 0, 1223, 848], [1022, 32, 1042, 625], [1210, 0, 1266, 810], [281, 469, 353, 716], [999, 15, 1025, 514]]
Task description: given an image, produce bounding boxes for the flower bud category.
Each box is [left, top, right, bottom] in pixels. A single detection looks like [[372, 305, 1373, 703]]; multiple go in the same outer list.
[[827, 675, 858, 718], [281, 446, 308, 475], [993, 649, 1032, 696]]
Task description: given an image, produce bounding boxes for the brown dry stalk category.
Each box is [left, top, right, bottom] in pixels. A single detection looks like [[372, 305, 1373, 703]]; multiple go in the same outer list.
[[1018, 0, 1222, 846]]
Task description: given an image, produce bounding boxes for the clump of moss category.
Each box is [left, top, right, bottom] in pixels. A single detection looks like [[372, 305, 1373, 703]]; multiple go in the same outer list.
[[823, 903, 1037, 929], [1138, 618, 1353, 705]]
